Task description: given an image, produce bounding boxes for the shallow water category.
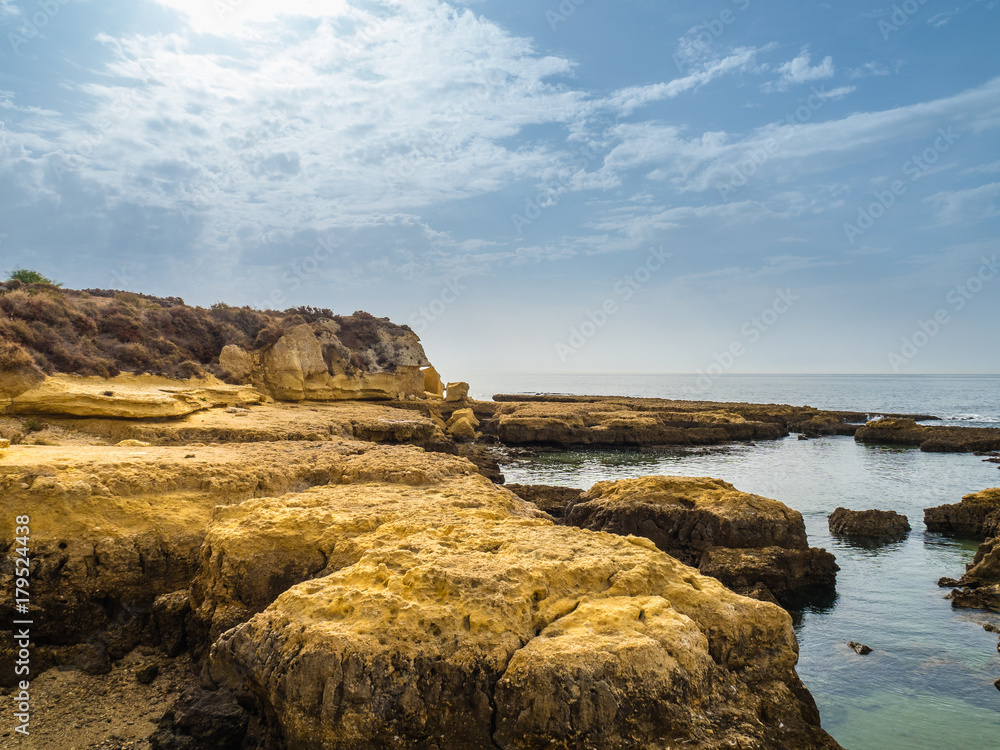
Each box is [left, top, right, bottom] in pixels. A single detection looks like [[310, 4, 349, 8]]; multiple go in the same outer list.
[[502, 436, 1000, 750]]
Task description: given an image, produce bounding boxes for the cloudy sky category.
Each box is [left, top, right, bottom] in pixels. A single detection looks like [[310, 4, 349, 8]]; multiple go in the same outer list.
[[1, 0, 998, 376]]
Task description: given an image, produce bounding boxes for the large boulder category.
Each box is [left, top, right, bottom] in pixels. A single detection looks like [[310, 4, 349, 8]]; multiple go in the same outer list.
[[828, 507, 910, 538], [925, 488, 1000, 536], [221, 320, 431, 402], [565, 476, 837, 605], [204, 470, 841, 749]]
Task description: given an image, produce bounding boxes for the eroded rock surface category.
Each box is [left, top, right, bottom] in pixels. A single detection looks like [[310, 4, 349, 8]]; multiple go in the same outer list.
[[202, 470, 841, 749], [925, 488, 1000, 536], [565, 476, 837, 605], [505, 484, 584, 519], [856, 418, 1000, 453], [828, 507, 910, 538]]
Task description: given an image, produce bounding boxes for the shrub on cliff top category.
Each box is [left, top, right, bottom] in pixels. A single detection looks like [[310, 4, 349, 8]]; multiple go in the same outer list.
[[6, 269, 62, 287]]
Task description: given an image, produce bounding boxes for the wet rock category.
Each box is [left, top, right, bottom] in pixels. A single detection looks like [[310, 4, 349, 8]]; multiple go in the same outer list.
[[856, 418, 1000, 453], [944, 535, 1000, 612], [847, 642, 873, 655], [505, 483, 584, 519], [925, 488, 1000, 536], [828, 507, 910, 538], [565, 475, 837, 606]]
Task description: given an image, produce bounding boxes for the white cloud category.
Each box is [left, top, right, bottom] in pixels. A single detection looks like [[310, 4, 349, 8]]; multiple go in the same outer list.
[[850, 61, 893, 79], [0, 0, 19, 17], [762, 49, 835, 92], [926, 182, 1000, 224]]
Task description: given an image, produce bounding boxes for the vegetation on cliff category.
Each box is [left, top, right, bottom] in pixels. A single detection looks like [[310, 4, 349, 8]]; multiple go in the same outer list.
[[0, 281, 416, 381]]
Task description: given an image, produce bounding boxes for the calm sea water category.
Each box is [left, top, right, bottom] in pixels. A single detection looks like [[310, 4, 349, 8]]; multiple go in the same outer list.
[[480, 374, 1000, 750]]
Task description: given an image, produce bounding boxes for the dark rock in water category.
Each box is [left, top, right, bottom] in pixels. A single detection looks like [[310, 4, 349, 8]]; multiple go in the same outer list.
[[856, 418, 1000, 453], [828, 507, 910, 538], [505, 483, 583, 520], [944, 536, 1000, 612], [995, 678, 1000, 691], [798, 434, 810, 440], [847, 641, 873, 655], [925, 488, 1000, 537], [984, 623, 999, 634], [151, 688, 248, 750], [938, 577, 961, 588], [565, 475, 837, 607]]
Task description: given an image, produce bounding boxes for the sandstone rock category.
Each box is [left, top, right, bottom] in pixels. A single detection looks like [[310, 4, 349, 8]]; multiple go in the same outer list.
[[116, 439, 152, 447], [445, 380, 470, 401], [495, 400, 787, 448], [565, 476, 837, 605], [446, 407, 479, 429], [828, 507, 910, 537], [10, 374, 257, 419], [945, 536, 1000, 612], [222, 321, 431, 402], [856, 418, 1000, 453], [925, 488, 1000, 536], [505, 484, 584, 519], [847, 642, 873, 655], [150, 688, 248, 750], [421, 365, 444, 398], [447, 415, 477, 442], [204, 473, 840, 749]]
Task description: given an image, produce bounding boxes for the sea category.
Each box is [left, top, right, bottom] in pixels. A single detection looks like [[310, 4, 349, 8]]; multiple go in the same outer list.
[[468, 374, 1000, 750]]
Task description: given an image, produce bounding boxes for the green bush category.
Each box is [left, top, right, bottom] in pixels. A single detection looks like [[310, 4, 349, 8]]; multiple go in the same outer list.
[[6, 269, 62, 287]]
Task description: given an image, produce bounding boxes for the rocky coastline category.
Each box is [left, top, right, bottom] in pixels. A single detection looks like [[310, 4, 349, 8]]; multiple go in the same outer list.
[[3, 286, 999, 748]]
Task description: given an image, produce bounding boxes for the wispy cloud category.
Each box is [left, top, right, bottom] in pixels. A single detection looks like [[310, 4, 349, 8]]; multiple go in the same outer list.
[[762, 48, 835, 92], [926, 181, 1000, 224]]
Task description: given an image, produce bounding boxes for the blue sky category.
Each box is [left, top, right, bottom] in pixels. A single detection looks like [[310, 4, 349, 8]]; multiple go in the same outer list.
[[1, 0, 998, 377]]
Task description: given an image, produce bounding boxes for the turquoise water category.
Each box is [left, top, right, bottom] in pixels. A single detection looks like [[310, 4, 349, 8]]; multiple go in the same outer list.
[[485, 375, 1000, 749]]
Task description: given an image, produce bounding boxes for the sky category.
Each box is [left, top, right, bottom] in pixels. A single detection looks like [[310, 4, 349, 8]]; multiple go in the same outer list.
[[1, 0, 998, 377]]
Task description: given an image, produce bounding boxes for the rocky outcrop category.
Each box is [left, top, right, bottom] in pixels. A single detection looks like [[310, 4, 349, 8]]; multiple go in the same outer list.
[[494, 401, 788, 448], [564, 476, 837, 606], [925, 488, 1000, 536], [10, 373, 263, 418], [0, 440, 467, 679], [505, 484, 584, 519], [828, 508, 910, 538], [942, 536, 1000, 612], [445, 380, 471, 401], [856, 418, 1000, 453], [200, 465, 841, 749], [220, 320, 430, 402]]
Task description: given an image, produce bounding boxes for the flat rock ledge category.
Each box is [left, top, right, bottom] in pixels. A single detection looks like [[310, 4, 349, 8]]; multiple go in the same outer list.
[[828, 507, 910, 538], [856, 418, 1000, 453], [564, 475, 838, 607]]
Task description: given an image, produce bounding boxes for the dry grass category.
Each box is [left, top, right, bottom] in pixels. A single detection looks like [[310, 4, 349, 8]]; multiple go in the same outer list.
[[0, 282, 406, 380]]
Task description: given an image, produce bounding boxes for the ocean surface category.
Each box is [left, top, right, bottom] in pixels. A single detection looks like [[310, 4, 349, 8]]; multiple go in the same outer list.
[[474, 374, 1000, 750]]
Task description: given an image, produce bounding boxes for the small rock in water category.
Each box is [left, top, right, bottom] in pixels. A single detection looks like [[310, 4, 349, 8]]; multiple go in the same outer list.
[[984, 623, 999, 634], [995, 678, 1000, 692], [938, 577, 961, 588], [847, 641, 873, 655]]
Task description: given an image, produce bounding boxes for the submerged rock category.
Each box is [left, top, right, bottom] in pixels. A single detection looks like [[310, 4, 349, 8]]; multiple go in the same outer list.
[[828, 507, 910, 538], [847, 642, 873, 655], [564, 475, 837, 606]]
